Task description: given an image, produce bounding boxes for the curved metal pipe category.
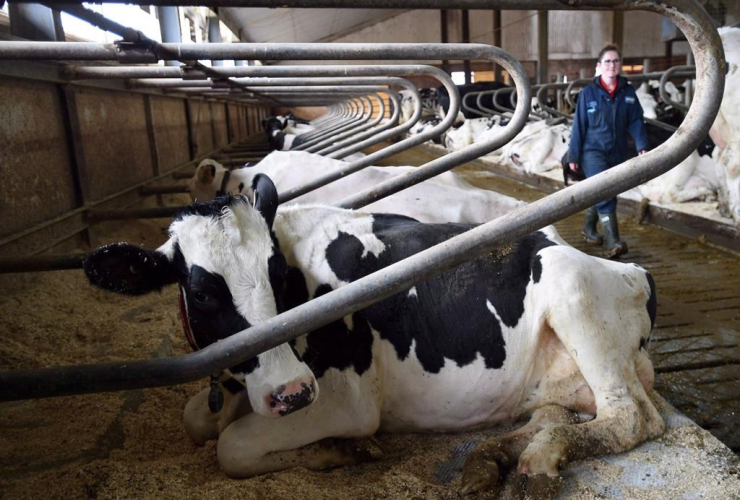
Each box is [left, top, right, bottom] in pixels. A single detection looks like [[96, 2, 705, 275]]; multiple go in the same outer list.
[[659, 65, 695, 113]]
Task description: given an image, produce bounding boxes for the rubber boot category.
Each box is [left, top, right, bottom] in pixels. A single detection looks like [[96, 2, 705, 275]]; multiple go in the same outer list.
[[600, 211, 628, 258], [581, 206, 604, 245]]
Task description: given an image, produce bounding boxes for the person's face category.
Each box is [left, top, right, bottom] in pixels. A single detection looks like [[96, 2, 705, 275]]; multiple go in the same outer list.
[[597, 50, 621, 79]]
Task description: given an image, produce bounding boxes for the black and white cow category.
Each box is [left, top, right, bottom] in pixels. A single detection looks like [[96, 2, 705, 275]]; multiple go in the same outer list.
[[262, 116, 311, 151], [84, 175, 663, 497]]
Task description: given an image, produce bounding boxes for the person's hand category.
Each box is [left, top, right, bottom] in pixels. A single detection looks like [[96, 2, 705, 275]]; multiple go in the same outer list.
[[638, 150, 647, 156], [569, 162, 579, 172]]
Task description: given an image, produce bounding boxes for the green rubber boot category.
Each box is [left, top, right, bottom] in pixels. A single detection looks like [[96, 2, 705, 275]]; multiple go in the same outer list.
[[600, 211, 628, 258], [581, 207, 604, 245]]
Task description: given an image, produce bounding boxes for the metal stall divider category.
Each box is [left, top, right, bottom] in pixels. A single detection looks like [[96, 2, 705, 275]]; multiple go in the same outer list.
[[0, 0, 725, 400]]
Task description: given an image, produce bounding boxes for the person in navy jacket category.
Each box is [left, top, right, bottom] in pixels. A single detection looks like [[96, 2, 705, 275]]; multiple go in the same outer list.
[[568, 44, 649, 258]]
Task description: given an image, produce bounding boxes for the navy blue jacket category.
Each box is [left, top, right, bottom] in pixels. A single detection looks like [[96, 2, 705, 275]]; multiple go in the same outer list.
[[568, 76, 649, 166]]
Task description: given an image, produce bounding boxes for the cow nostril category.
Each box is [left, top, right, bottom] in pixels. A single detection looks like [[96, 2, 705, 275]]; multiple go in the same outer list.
[[269, 401, 277, 408]]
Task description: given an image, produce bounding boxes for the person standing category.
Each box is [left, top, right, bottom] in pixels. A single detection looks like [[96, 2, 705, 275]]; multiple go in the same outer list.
[[568, 43, 649, 258]]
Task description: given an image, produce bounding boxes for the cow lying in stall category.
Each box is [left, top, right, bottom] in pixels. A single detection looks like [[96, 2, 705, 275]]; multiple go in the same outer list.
[[262, 114, 314, 151], [445, 116, 571, 176], [189, 151, 525, 222], [709, 26, 740, 226], [84, 173, 663, 498]]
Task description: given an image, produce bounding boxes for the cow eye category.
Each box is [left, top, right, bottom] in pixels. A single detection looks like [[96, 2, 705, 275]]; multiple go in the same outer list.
[[191, 289, 220, 309]]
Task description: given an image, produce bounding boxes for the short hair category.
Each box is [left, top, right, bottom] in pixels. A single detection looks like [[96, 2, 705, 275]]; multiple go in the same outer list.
[[598, 43, 621, 62]]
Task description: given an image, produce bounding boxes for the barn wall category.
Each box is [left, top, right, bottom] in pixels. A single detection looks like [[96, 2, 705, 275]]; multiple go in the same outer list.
[[0, 70, 267, 258], [187, 100, 216, 158], [150, 96, 191, 173], [212, 102, 229, 148], [73, 88, 154, 201], [0, 77, 77, 241]]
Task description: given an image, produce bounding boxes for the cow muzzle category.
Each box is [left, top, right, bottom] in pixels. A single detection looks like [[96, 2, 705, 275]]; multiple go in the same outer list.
[[264, 381, 316, 417]]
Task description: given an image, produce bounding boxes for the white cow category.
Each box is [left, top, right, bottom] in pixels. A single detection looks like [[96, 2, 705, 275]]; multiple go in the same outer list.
[[446, 117, 571, 176], [632, 150, 721, 204], [189, 152, 526, 224], [84, 176, 663, 498], [709, 27, 740, 226]]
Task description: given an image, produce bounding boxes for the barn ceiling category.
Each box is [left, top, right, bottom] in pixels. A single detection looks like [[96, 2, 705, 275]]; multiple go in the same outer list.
[[218, 8, 408, 44]]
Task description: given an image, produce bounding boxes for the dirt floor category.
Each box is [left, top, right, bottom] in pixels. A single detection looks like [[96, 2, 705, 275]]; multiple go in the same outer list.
[[1, 145, 740, 499]]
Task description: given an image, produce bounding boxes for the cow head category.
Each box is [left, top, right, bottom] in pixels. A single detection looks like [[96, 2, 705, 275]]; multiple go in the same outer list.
[[189, 159, 228, 201], [84, 174, 318, 418]]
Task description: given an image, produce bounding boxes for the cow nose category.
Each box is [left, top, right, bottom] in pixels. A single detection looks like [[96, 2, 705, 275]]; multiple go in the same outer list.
[[265, 381, 315, 417]]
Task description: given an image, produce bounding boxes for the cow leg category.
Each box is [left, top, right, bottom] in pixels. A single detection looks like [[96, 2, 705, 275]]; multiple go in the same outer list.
[[460, 405, 578, 496], [216, 378, 382, 477], [183, 382, 253, 445], [507, 252, 665, 499]]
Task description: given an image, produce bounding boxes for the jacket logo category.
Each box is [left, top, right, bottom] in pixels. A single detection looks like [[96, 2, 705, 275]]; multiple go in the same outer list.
[[625, 96, 636, 104], [587, 100, 598, 113]]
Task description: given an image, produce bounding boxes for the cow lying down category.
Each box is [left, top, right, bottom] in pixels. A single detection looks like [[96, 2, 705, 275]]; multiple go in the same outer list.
[[84, 174, 664, 498], [189, 151, 525, 223]]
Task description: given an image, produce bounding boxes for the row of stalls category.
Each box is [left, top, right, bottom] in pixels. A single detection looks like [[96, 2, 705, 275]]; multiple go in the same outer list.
[[0, 0, 738, 499]]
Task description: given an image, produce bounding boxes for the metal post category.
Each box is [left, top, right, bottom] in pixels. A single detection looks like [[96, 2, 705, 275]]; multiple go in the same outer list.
[[493, 10, 502, 82], [612, 11, 624, 51], [462, 9, 472, 84], [440, 10, 449, 74], [208, 16, 224, 66], [685, 52, 694, 107], [156, 6, 181, 67], [537, 10, 549, 84]]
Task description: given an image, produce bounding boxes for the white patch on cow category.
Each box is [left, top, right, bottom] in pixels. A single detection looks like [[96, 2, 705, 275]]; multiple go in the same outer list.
[[636, 83, 658, 120], [407, 286, 417, 298], [709, 27, 740, 225], [485, 299, 504, 324]]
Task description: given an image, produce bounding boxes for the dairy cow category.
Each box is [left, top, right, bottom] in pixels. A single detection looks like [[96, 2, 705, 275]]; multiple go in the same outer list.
[[708, 27, 740, 226], [84, 174, 663, 498], [189, 151, 525, 223], [262, 115, 312, 151]]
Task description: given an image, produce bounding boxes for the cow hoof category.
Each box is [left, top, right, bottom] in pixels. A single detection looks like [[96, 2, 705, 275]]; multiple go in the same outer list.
[[460, 456, 502, 495], [460, 445, 513, 495]]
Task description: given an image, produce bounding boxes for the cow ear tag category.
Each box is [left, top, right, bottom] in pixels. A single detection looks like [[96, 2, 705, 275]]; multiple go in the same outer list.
[[208, 374, 224, 413]]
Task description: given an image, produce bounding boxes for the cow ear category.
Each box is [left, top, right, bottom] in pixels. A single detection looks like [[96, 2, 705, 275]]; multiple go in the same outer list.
[[196, 162, 217, 185], [250, 173, 279, 229], [83, 242, 179, 295]]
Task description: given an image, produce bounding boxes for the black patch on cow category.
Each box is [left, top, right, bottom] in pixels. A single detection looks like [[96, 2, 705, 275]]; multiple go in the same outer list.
[[299, 284, 374, 378], [252, 174, 279, 229], [84, 242, 181, 295], [268, 252, 288, 313], [268, 130, 285, 151], [645, 270, 658, 330], [283, 266, 310, 311], [318, 214, 557, 374], [222, 377, 245, 394], [184, 264, 258, 374], [238, 182, 245, 193], [293, 135, 307, 148]]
